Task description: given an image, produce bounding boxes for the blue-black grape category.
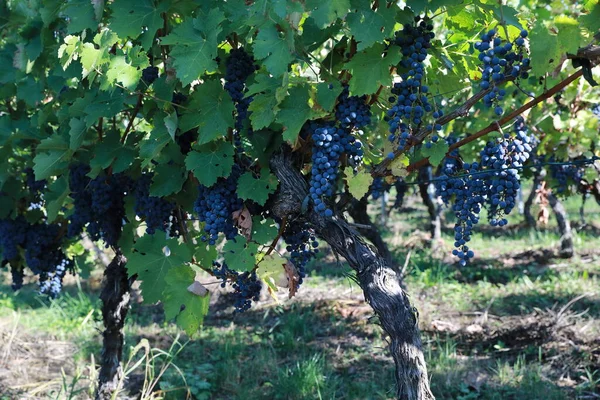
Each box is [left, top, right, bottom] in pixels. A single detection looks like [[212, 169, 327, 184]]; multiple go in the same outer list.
[[213, 261, 261, 312], [335, 85, 371, 130], [308, 125, 344, 217], [68, 164, 130, 246], [387, 16, 442, 151], [194, 166, 243, 245], [134, 173, 176, 234], [224, 48, 258, 150], [548, 158, 585, 193], [475, 28, 529, 114], [282, 223, 318, 285], [436, 119, 535, 265], [141, 66, 159, 85]]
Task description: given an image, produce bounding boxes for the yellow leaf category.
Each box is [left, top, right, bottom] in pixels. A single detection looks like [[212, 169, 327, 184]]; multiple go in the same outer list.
[[344, 167, 373, 200], [390, 154, 410, 177]]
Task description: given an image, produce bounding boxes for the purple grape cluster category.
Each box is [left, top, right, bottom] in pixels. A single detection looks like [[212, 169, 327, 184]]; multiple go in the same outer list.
[[213, 261, 262, 312], [0, 216, 72, 295], [335, 86, 371, 130], [68, 164, 130, 247], [549, 158, 585, 193], [141, 66, 159, 85], [133, 174, 176, 234], [282, 223, 319, 285], [224, 48, 258, 150], [0, 216, 28, 260], [437, 120, 535, 265], [309, 126, 344, 217], [475, 28, 530, 115], [387, 16, 442, 153], [194, 166, 243, 245]]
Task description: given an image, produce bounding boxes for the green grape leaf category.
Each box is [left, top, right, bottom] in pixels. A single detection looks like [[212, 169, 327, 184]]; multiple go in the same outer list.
[[104, 56, 141, 90], [45, 176, 70, 223], [345, 43, 402, 95], [68, 117, 87, 150], [315, 81, 342, 112], [277, 85, 314, 144], [179, 79, 234, 144], [150, 163, 187, 197], [140, 115, 172, 161], [306, 0, 350, 28], [236, 169, 278, 206], [89, 131, 132, 171], [161, 9, 225, 86], [127, 235, 192, 304], [252, 21, 294, 77], [421, 141, 449, 167], [250, 217, 278, 245], [162, 266, 210, 335], [164, 111, 178, 141], [194, 242, 218, 270], [223, 237, 259, 272], [256, 253, 286, 283], [33, 135, 73, 180], [110, 0, 168, 49], [248, 94, 279, 130], [344, 167, 373, 200], [581, 3, 600, 34], [185, 140, 234, 187], [347, 8, 387, 51], [63, 0, 97, 33]]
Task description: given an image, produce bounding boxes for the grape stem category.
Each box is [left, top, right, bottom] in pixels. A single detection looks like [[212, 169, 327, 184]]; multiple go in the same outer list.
[[374, 43, 600, 177], [121, 93, 143, 144], [265, 216, 287, 256]]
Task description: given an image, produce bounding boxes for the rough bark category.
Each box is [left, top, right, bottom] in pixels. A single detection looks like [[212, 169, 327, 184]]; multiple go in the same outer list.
[[271, 151, 434, 400], [418, 166, 441, 241], [548, 193, 574, 258], [524, 174, 541, 228], [96, 253, 131, 400], [348, 198, 395, 268]]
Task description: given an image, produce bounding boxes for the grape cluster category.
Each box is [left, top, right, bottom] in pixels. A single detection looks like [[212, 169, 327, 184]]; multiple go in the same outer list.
[[483, 117, 535, 224], [283, 223, 319, 285], [335, 86, 371, 130], [25, 167, 46, 210], [133, 174, 176, 234], [436, 120, 535, 265], [10, 265, 24, 291], [224, 48, 258, 150], [39, 258, 72, 298], [194, 166, 243, 245], [549, 158, 585, 193], [393, 179, 409, 209], [309, 125, 344, 217], [0, 216, 28, 260], [213, 261, 262, 312], [68, 164, 130, 247], [0, 216, 71, 295], [141, 66, 159, 85], [370, 177, 387, 200], [387, 16, 441, 152], [475, 28, 530, 115], [25, 167, 46, 193]]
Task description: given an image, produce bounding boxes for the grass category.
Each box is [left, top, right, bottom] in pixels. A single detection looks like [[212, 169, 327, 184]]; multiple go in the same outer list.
[[0, 190, 599, 399]]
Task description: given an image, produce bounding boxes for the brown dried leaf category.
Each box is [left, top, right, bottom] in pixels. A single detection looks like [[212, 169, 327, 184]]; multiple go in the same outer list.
[[232, 206, 252, 240], [538, 207, 550, 225], [187, 281, 209, 296], [283, 260, 300, 299]]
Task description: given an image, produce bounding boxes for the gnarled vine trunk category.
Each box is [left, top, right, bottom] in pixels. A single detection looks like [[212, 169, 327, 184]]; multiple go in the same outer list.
[[548, 193, 574, 258], [418, 166, 441, 241], [524, 173, 541, 227], [96, 252, 131, 400], [348, 198, 395, 269], [271, 151, 434, 400]]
